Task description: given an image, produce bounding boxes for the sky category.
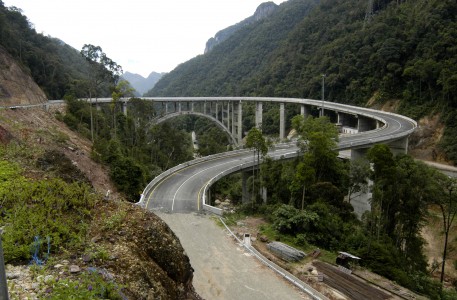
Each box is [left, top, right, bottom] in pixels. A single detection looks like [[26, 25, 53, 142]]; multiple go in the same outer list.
[[3, 0, 287, 77]]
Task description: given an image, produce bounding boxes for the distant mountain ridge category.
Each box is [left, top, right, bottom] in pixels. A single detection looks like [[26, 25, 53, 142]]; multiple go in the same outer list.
[[122, 71, 165, 96], [204, 1, 279, 53]]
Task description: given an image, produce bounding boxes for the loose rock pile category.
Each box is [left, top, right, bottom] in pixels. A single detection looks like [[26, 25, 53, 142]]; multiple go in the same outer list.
[[5, 260, 87, 299]]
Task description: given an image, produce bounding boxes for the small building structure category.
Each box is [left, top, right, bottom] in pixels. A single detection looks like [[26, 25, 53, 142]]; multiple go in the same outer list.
[[336, 251, 361, 271]]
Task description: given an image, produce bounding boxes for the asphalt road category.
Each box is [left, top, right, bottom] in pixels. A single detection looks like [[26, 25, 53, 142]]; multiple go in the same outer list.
[[142, 100, 416, 300], [156, 212, 309, 300], [145, 146, 299, 212], [144, 106, 416, 213]]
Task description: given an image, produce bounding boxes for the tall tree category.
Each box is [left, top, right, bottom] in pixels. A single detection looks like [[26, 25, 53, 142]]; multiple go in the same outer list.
[[434, 175, 457, 283], [347, 158, 371, 203], [111, 80, 134, 139], [245, 127, 268, 203], [80, 44, 123, 141], [292, 115, 341, 183]]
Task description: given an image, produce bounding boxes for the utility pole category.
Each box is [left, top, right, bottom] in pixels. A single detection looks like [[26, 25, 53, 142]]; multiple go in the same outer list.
[[321, 74, 326, 117], [0, 233, 9, 300]]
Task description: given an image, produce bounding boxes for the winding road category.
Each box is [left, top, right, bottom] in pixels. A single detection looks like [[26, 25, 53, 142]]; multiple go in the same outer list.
[[139, 98, 416, 299], [142, 98, 417, 213]]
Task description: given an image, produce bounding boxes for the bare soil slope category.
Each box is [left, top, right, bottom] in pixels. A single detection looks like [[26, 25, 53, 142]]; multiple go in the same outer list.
[[0, 46, 47, 106]]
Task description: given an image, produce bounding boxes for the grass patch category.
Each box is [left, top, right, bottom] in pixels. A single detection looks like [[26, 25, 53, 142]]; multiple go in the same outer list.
[[46, 269, 124, 299], [0, 160, 99, 263]]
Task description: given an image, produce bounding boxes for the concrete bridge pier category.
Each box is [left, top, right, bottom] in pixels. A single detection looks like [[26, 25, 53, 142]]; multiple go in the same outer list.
[[235, 101, 243, 144], [280, 103, 285, 140], [122, 102, 128, 115], [388, 137, 409, 155], [255, 102, 263, 129], [357, 116, 375, 132], [338, 112, 352, 127], [351, 148, 367, 160], [300, 104, 310, 119], [261, 187, 267, 203]]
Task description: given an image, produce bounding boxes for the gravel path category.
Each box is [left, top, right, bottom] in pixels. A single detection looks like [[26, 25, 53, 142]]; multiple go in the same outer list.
[[155, 212, 308, 300]]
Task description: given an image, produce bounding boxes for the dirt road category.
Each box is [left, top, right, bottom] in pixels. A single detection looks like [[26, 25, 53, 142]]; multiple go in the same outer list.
[[156, 211, 309, 300]]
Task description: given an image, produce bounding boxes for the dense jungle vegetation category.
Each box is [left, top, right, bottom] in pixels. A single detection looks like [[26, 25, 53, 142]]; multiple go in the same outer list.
[[2, 0, 457, 298], [148, 0, 457, 162], [0, 1, 109, 99], [61, 97, 230, 201], [218, 117, 457, 299]]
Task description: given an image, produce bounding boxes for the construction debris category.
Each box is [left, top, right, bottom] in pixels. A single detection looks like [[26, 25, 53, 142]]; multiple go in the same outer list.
[[266, 241, 306, 262]]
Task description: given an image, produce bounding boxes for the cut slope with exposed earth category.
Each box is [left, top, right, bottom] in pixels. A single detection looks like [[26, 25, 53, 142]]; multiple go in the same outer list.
[[0, 42, 201, 299]]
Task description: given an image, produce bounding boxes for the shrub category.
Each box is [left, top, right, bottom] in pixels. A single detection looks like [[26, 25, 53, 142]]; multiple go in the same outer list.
[[47, 270, 124, 299], [0, 174, 99, 263]]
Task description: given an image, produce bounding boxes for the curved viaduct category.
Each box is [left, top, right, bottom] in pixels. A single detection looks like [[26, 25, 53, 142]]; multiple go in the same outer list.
[[124, 97, 418, 214], [20, 97, 416, 299], [32, 96, 416, 214]]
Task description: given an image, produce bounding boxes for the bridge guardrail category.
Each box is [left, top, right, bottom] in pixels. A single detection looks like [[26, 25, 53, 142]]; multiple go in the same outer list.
[[201, 150, 299, 214], [137, 148, 252, 206], [219, 217, 329, 300]]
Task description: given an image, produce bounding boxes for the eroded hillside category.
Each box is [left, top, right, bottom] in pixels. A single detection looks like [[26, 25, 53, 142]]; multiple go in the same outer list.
[[0, 46, 47, 106], [0, 45, 201, 299]]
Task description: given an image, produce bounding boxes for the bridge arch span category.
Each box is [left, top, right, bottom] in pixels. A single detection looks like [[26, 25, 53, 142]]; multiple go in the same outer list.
[[154, 111, 238, 146]]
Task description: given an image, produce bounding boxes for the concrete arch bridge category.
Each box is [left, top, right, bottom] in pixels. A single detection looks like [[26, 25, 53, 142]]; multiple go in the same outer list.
[[79, 97, 414, 159]]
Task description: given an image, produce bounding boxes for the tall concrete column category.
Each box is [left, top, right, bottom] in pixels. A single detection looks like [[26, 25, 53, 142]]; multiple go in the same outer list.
[[357, 116, 372, 132], [388, 137, 409, 155], [338, 112, 348, 126], [261, 187, 267, 204], [255, 102, 263, 129], [191, 102, 194, 112], [122, 102, 127, 115], [300, 104, 310, 119], [222, 102, 227, 127], [215, 102, 219, 121], [279, 102, 285, 140], [351, 148, 366, 160], [227, 101, 236, 136], [178, 101, 182, 112], [237, 101, 243, 144], [164, 102, 168, 114], [204, 102, 207, 115]]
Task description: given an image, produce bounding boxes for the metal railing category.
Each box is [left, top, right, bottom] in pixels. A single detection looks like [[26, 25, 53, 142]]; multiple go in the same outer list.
[[219, 217, 329, 300]]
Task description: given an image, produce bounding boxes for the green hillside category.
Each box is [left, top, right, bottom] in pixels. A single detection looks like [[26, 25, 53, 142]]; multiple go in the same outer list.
[[0, 2, 103, 99], [148, 0, 457, 161]]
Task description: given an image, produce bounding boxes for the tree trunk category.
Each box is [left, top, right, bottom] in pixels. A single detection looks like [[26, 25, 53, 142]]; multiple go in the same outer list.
[[441, 230, 449, 283]]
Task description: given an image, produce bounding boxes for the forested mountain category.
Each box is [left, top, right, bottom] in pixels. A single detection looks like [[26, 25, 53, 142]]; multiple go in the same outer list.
[[204, 1, 279, 53], [0, 2, 103, 100], [122, 71, 164, 96], [148, 0, 457, 162]]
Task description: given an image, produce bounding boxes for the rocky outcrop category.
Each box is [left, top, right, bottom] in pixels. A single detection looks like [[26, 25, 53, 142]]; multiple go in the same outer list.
[[89, 201, 201, 299], [0, 46, 47, 106], [204, 2, 278, 53]]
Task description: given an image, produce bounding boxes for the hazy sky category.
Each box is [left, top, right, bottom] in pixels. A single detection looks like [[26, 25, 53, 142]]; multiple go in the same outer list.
[[3, 0, 287, 77]]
